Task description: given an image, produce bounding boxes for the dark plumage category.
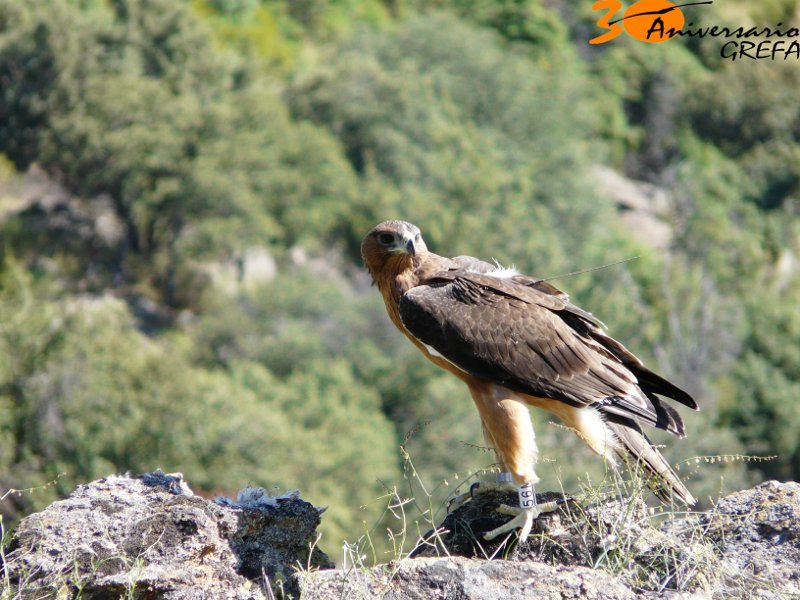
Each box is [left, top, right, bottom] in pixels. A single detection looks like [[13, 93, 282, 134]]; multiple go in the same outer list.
[[400, 269, 697, 436], [362, 220, 698, 512]]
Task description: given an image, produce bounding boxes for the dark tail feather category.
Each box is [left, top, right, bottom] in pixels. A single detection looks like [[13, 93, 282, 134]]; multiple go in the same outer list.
[[634, 366, 699, 411], [588, 330, 699, 411], [649, 395, 686, 437], [606, 419, 696, 506]]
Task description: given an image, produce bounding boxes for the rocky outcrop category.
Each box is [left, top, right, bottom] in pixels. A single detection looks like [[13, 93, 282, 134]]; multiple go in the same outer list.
[[302, 481, 800, 599], [299, 556, 637, 600], [2, 472, 332, 599], [3, 475, 798, 599], [409, 488, 712, 594], [593, 165, 674, 251], [670, 480, 800, 598]]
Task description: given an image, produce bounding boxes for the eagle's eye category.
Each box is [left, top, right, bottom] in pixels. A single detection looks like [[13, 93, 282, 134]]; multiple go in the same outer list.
[[377, 233, 395, 245]]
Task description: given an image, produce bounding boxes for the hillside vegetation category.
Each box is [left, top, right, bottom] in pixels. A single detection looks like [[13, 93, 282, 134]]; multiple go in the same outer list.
[[1, 0, 799, 557]]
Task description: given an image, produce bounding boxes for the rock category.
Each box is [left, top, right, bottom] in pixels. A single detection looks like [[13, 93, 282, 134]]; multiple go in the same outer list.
[[593, 165, 674, 250], [7, 164, 124, 251], [222, 487, 333, 594], [411, 489, 659, 566], [3, 472, 332, 599], [407, 481, 800, 598], [201, 246, 277, 296], [409, 490, 582, 561], [666, 480, 800, 599], [298, 556, 637, 600], [4, 476, 800, 599]]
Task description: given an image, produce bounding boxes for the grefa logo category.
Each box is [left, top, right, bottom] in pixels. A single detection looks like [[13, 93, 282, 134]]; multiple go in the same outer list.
[[590, 0, 800, 61]]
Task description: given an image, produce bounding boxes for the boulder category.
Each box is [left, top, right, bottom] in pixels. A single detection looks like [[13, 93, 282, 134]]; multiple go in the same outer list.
[[2, 472, 332, 599], [298, 556, 637, 600], [4, 475, 799, 599]]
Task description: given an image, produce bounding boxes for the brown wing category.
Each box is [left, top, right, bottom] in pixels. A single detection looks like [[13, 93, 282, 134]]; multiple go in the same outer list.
[[448, 256, 606, 328], [399, 270, 697, 437]]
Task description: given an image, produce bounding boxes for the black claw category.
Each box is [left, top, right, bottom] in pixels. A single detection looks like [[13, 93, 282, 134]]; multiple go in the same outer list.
[[469, 482, 481, 498]]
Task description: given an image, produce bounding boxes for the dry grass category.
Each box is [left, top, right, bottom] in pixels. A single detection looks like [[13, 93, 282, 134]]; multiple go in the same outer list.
[[299, 450, 784, 600]]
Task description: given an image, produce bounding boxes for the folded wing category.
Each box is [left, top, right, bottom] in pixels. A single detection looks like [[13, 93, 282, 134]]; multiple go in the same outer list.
[[399, 268, 697, 437]]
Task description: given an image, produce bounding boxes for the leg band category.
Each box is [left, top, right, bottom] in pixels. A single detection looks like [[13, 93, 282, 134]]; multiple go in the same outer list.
[[518, 482, 536, 509], [497, 471, 513, 484]]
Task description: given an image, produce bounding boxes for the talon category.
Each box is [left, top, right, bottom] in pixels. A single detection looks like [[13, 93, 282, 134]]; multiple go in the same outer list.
[[496, 504, 521, 516], [469, 481, 481, 497], [484, 500, 559, 542]]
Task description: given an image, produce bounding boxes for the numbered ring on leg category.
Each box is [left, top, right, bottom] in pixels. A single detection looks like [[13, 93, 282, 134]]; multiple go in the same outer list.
[[518, 482, 536, 509]]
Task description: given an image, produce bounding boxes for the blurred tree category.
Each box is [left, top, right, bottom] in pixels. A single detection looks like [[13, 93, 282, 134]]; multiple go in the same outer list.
[[721, 293, 800, 480], [262, 359, 400, 547], [589, 40, 706, 180], [0, 258, 400, 547], [671, 137, 766, 293], [0, 0, 359, 309], [289, 12, 607, 272], [686, 62, 800, 211]]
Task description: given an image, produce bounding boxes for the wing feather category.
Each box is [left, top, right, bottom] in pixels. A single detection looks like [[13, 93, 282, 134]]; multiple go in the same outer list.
[[399, 269, 695, 437]]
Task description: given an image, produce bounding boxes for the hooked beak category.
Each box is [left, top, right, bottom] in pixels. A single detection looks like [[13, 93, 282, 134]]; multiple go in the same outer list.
[[405, 237, 416, 256]]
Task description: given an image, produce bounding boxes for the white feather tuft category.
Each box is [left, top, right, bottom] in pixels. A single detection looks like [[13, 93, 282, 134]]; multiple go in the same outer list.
[[489, 259, 520, 278]]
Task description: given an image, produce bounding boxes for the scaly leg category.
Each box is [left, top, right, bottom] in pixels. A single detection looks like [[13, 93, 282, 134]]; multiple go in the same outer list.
[[463, 389, 561, 541]]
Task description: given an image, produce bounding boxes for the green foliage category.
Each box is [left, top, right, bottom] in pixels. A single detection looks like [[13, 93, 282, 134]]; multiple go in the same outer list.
[[720, 293, 800, 480], [670, 138, 764, 292], [0, 0, 359, 306], [686, 62, 800, 210], [289, 11, 610, 274], [0, 260, 399, 546], [191, 1, 298, 72], [589, 38, 707, 177], [264, 359, 400, 544]]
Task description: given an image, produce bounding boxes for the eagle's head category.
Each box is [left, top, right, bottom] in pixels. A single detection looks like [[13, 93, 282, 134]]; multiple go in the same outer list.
[[361, 220, 428, 280]]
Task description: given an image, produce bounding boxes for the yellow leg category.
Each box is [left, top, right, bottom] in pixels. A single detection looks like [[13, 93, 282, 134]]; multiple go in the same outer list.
[[462, 385, 559, 541]]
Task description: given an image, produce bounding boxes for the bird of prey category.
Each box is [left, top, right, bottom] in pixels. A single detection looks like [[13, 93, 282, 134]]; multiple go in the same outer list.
[[361, 220, 698, 541]]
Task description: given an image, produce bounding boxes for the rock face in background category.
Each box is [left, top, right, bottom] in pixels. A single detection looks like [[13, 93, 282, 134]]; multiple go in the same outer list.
[[592, 165, 674, 251], [3, 476, 799, 599], [2, 472, 332, 599]]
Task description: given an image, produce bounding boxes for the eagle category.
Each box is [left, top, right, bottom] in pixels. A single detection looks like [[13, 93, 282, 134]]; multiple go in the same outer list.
[[361, 220, 698, 541]]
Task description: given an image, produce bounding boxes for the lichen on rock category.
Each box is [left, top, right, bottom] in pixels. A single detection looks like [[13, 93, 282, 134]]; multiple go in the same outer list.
[[3, 472, 332, 599], [3, 476, 799, 599]]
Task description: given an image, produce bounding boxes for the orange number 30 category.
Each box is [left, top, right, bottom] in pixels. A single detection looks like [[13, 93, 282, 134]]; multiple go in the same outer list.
[[590, 0, 623, 45]]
